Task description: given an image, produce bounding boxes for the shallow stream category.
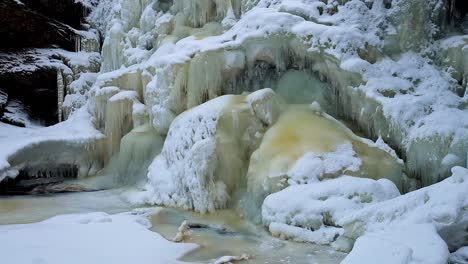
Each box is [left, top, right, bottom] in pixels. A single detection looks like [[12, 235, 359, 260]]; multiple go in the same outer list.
[[0, 190, 346, 264]]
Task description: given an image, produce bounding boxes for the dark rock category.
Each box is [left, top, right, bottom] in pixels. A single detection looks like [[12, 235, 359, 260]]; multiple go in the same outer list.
[[0, 50, 59, 126], [0, 164, 80, 195], [0, 0, 79, 51], [446, 0, 468, 26], [1, 99, 30, 127], [21, 0, 90, 29], [0, 89, 7, 115]]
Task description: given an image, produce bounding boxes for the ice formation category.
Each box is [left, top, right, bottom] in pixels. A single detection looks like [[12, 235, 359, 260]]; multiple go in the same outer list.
[[134, 89, 280, 213], [450, 247, 468, 264], [243, 105, 403, 219], [76, 0, 468, 188], [1, 0, 468, 263]]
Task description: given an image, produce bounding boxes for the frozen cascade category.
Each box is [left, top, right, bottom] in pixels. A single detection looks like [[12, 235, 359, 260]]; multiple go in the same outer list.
[[132, 89, 280, 213], [88, 0, 466, 187], [101, 123, 164, 186], [104, 91, 140, 160], [2, 0, 468, 263]]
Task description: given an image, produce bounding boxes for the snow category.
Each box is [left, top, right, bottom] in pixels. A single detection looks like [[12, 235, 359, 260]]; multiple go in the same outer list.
[[0, 49, 99, 74], [262, 176, 400, 245], [269, 222, 343, 245], [342, 224, 449, 264], [339, 167, 468, 262], [0, 107, 103, 181], [286, 143, 362, 185], [338, 167, 468, 235], [0, 210, 198, 264]]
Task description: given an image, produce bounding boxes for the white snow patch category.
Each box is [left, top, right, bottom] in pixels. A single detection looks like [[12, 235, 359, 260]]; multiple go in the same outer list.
[[0, 211, 197, 264], [342, 224, 449, 264]]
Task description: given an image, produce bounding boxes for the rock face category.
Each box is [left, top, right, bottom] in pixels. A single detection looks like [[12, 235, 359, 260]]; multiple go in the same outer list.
[[0, 0, 100, 127], [446, 0, 468, 26], [0, 0, 79, 51], [0, 55, 58, 126]]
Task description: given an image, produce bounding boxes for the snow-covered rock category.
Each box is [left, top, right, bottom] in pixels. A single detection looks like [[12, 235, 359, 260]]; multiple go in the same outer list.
[[243, 105, 403, 219], [339, 167, 468, 240], [0, 107, 104, 182], [262, 176, 400, 245], [339, 166, 468, 261]]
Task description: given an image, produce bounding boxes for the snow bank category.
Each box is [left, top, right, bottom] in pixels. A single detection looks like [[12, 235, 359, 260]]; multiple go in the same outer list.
[[339, 167, 468, 263], [339, 167, 468, 238], [0, 108, 104, 181], [0, 210, 197, 264]]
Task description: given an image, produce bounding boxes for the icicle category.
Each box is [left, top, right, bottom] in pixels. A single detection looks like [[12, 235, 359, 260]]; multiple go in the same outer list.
[[57, 69, 65, 123], [104, 91, 138, 161], [187, 51, 224, 107], [74, 34, 82, 52]]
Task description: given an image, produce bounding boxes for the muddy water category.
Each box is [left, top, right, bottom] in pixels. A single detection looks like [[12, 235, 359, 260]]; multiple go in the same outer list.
[[151, 208, 346, 264], [0, 190, 132, 224]]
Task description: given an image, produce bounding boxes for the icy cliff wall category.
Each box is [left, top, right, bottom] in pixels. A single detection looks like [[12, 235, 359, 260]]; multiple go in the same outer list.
[[80, 0, 468, 189]]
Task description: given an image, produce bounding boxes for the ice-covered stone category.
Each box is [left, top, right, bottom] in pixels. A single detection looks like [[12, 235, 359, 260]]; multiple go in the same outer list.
[[262, 176, 400, 245], [133, 89, 280, 213]]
